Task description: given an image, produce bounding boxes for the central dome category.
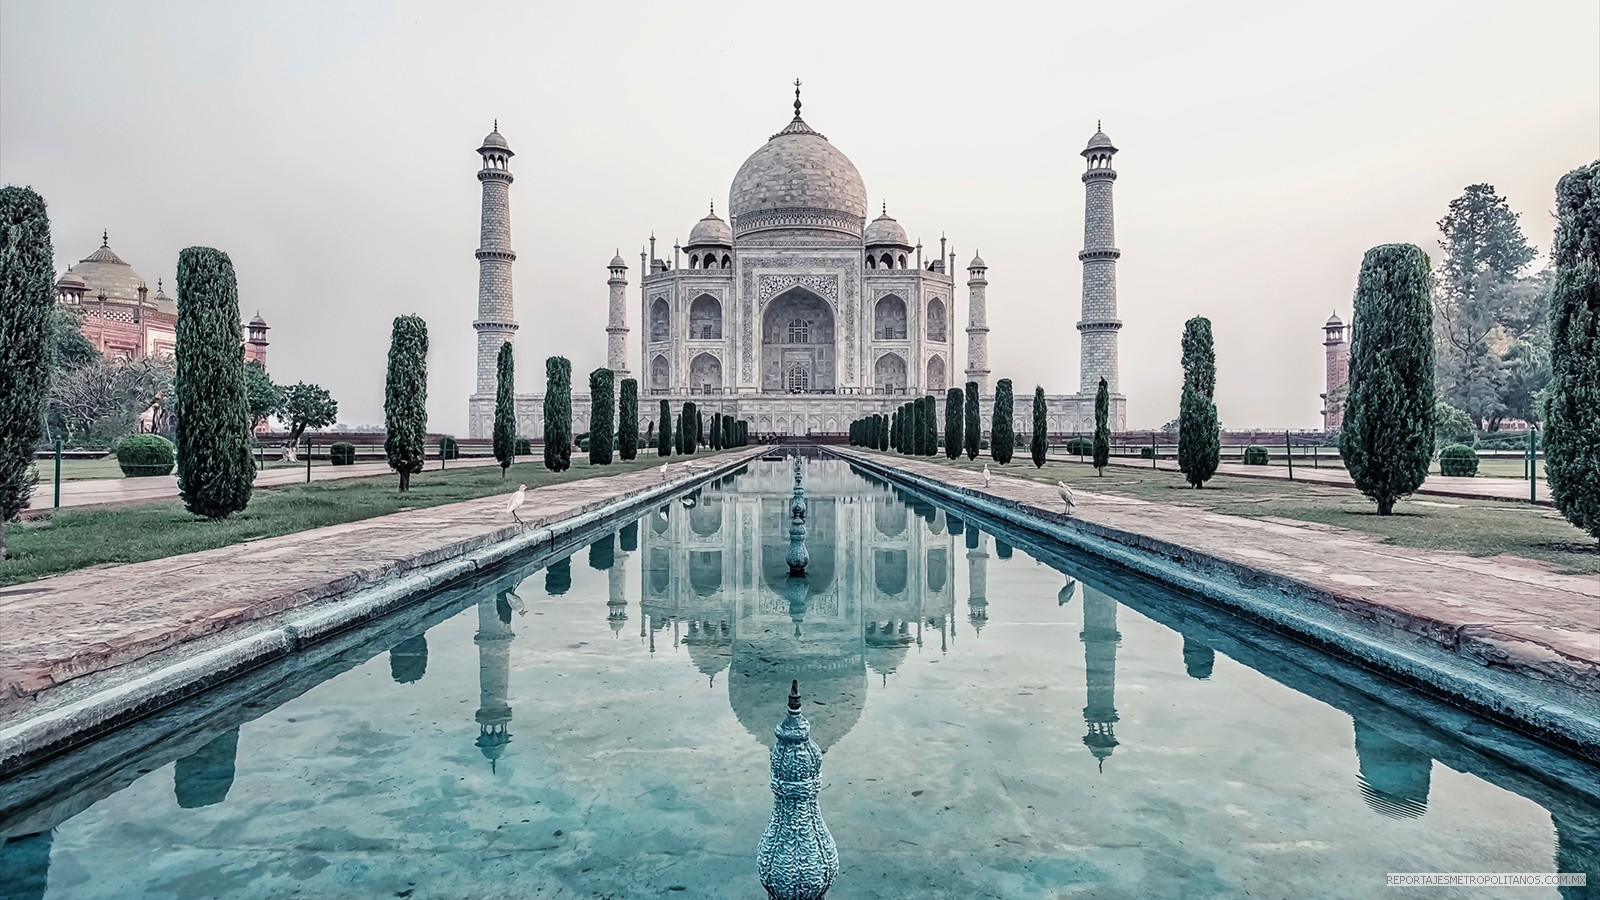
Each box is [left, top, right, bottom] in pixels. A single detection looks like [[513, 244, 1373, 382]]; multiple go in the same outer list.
[[728, 115, 868, 238]]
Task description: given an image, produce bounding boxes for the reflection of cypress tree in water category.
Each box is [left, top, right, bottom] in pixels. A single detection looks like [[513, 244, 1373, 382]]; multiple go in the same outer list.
[[994, 538, 1013, 560], [0, 829, 52, 900], [967, 531, 989, 635], [588, 534, 615, 571], [1352, 719, 1431, 819], [389, 634, 429, 684], [1553, 808, 1600, 900], [619, 520, 639, 553], [475, 591, 517, 771], [1058, 578, 1077, 607], [1182, 635, 1215, 680], [173, 727, 239, 808], [545, 557, 572, 596], [1080, 587, 1121, 770]]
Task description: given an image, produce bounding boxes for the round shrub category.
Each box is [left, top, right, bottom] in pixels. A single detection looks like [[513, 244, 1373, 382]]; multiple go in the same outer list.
[[1438, 443, 1479, 477], [514, 436, 532, 456], [115, 434, 176, 477], [1242, 445, 1270, 466], [330, 441, 356, 466], [1066, 436, 1094, 456], [439, 435, 459, 460], [1139, 446, 1154, 459]]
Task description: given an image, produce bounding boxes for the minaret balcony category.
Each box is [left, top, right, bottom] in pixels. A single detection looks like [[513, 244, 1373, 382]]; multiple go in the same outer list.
[[477, 168, 514, 184], [475, 248, 517, 262], [1081, 169, 1118, 183], [1076, 320, 1123, 332], [1077, 248, 1121, 262]]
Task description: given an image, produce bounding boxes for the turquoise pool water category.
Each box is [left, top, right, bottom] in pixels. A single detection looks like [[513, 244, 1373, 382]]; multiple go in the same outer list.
[[2, 458, 1596, 899]]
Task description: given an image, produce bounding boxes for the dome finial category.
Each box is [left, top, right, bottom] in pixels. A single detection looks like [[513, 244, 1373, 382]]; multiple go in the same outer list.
[[101, 229, 108, 247], [493, 118, 498, 133], [1097, 118, 1102, 132], [881, 201, 887, 216], [709, 199, 715, 216], [793, 78, 803, 119]]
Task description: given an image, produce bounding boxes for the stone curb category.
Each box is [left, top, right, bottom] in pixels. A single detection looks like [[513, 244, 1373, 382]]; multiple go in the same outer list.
[[836, 449, 1600, 764], [0, 451, 760, 777]]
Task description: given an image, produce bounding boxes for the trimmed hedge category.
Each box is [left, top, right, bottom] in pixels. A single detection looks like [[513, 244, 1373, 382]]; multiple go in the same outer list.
[[439, 435, 459, 460], [329, 441, 356, 466], [514, 436, 532, 455], [1065, 436, 1093, 456], [115, 434, 176, 477], [1242, 445, 1269, 466], [1438, 443, 1479, 477]]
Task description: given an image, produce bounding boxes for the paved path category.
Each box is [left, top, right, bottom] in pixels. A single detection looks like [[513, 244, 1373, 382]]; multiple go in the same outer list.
[[24, 457, 503, 512], [1078, 454, 1551, 504], [842, 450, 1598, 712], [0, 452, 757, 723]]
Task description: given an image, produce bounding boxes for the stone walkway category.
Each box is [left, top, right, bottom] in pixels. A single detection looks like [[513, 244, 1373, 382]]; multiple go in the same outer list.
[[24, 457, 504, 513], [840, 450, 1598, 716], [0, 452, 755, 724]]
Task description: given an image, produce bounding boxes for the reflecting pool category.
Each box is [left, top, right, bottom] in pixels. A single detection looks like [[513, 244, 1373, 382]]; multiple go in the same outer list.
[[2, 459, 1596, 899]]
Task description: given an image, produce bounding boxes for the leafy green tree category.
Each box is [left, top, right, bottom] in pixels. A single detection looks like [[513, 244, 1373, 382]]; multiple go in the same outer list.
[[173, 247, 254, 519], [50, 303, 99, 373], [1433, 400, 1475, 448], [589, 367, 614, 465], [964, 381, 980, 460], [493, 342, 515, 476], [280, 382, 338, 448], [1178, 316, 1220, 488], [1030, 386, 1048, 468], [618, 378, 639, 460], [990, 379, 1014, 464], [1339, 244, 1436, 515], [1542, 161, 1600, 542], [658, 399, 672, 457], [384, 315, 429, 492], [0, 185, 55, 558], [242, 360, 281, 432], [543, 356, 572, 472], [1499, 339, 1551, 427], [1093, 377, 1110, 475]]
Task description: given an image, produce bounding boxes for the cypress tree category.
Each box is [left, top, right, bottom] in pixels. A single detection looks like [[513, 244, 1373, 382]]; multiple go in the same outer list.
[[492, 342, 515, 477], [991, 379, 1014, 464], [658, 399, 672, 457], [173, 247, 254, 518], [682, 401, 697, 453], [964, 381, 981, 460], [1178, 316, 1221, 488], [923, 395, 937, 456], [890, 409, 900, 452], [1093, 377, 1111, 475], [697, 409, 706, 446], [588, 367, 614, 465], [384, 315, 429, 492], [0, 186, 55, 559], [618, 378, 639, 460], [878, 414, 888, 451], [1542, 161, 1600, 541], [722, 413, 734, 449], [945, 388, 963, 460], [543, 356, 572, 472], [909, 400, 922, 455], [1030, 385, 1048, 468], [1339, 244, 1436, 515]]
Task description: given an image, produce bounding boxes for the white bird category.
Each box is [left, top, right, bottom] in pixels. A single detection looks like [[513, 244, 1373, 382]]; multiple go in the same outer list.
[[660, 461, 669, 481], [1057, 480, 1075, 516], [983, 463, 991, 488], [506, 483, 527, 524]]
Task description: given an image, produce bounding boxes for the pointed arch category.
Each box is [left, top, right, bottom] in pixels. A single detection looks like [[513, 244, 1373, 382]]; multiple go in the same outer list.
[[926, 354, 947, 392], [875, 295, 907, 340], [926, 297, 947, 341], [650, 354, 670, 392], [690, 294, 722, 340], [690, 352, 723, 393], [874, 352, 907, 392], [649, 297, 670, 342]]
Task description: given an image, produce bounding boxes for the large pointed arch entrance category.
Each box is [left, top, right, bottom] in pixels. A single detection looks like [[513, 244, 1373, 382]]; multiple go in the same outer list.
[[761, 287, 836, 393]]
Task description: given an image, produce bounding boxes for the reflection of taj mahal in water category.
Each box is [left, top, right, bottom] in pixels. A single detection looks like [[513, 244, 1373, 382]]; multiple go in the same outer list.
[[466, 85, 1129, 438]]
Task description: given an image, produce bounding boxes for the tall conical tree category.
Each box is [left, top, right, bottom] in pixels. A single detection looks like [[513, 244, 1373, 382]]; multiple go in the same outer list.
[[589, 367, 614, 465], [964, 381, 981, 460], [991, 379, 1014, 464], [492, 342, 515, 477], [543, 356, 572, 472], [173, 247, 254, 518], [1030, 385, 1048, 468], [1178, 316, 1221, 488], [682, 401, 697, 454], [658, 399, 672, 457], [618, 378, 639, 460], [923, 395, 938, 457], [1093, 377, 1111, 475], [1542, 161, 1600, 541], [0, 186, 55, 560], [1339, 244, 1436, 515], [384, 315, 429, 492], [945, 389, 964, 460]]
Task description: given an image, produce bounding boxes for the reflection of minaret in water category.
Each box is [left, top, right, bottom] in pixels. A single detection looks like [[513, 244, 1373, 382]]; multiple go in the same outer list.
[[0, 829, 53, 900], [1080, 587, 1121, 770], [174, 727, 240, 808], [475, 591, 516, 771], [606, 535, 629, 637], [966, 528, 989, 635], [1553, 807, 1600, 900], [1352, 719, 1431, 819]]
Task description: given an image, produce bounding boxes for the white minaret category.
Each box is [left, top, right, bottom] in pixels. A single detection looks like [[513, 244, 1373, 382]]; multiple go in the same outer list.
[[965, 252, 989, 394], [472, 123, 518, 432], [1077, 123, 1121, 397], [606, 252, 630, 378]]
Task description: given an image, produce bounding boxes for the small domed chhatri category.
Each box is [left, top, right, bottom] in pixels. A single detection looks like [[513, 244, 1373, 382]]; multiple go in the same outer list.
[[686, 203, 733, 248], [863, 205, 911, 248]]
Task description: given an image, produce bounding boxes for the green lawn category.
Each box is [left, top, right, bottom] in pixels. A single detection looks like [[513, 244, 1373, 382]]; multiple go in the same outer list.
[[2, 452, 729, 587], [42, 456, 320, 482], [1077, 453, 1538, 480], [883, 452, 1598, 575]]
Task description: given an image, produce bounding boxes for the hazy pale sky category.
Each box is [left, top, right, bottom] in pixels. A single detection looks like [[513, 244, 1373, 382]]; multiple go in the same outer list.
[[3, 0, 1595, 432]]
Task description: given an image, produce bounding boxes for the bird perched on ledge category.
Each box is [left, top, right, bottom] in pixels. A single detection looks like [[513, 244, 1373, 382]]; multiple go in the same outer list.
[[1057, 481, 1075, 516], [983, 463, 991, 488], [660, 461, 669, 481], [506, 483, 527, 524]]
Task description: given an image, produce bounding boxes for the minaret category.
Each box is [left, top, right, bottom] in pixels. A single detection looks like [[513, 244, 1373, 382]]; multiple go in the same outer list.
[[1321, 312, 1349, 431], [472, 123, 518, 424], [1081, 585, 1121, 770], [966, 527, 989, 634], [474, 591, 516, 771], [607, 252, 630, 378], [965, 252, 990, 395], [1077, 124, 1122, 397]]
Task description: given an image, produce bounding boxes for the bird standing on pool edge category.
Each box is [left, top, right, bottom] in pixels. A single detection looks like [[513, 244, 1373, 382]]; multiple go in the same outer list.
[[983, 464, 991, 488], [506, 484, 527, 524], [1058, 481, 1075, 516], [660, 462, 669, 481]]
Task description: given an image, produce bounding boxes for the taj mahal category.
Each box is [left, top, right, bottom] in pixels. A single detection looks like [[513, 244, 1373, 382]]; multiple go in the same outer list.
[[467, 85, 1127, 439]]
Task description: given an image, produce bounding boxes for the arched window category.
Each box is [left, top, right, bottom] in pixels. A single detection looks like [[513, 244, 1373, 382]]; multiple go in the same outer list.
[[898, 254, 907, 269], [721, 254, 731, 269], [690, 352, 722, 393], [874, 352, 907, 392], [689, 294, 722, 340], [879, 253, 893, 269], [787, 318, 811, 344], [866, 256, 877, 270], [650, 354, 669, 391], [926, 548, 947, 593], [926, 298, 947, 341], [875, 295, 907, 340], [689, 253, 700, 269], [649, 297, 670, 342], [786, 364, 811, 393], [926, 355, 947, 392]]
